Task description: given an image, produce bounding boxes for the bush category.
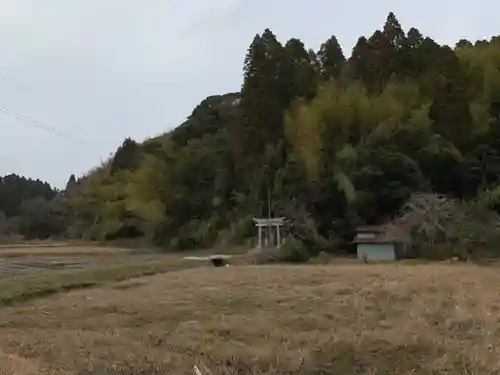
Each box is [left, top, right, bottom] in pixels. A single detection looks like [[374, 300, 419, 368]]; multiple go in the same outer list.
[[278, 238, 311, 263], [391, 193, 500, 260], [228, 215, 255, 243], [192, 218, 219, 248], [244, 238, 312, 264]]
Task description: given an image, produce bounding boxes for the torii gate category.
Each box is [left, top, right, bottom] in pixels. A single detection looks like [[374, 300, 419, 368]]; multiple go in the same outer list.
[[253, 217, 285, 248]]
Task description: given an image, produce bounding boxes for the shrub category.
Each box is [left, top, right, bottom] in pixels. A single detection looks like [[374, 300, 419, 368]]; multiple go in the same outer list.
[[390, 193, 500, 260], [244, 238, 312, 264], [278, 238, 311, 263]]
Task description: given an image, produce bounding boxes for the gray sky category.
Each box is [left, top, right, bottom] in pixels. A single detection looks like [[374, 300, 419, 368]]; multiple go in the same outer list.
[[0, 0, 497, 188]]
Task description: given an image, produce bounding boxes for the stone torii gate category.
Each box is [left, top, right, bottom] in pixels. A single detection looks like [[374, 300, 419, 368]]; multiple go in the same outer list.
[[253, 217, 285, 249]]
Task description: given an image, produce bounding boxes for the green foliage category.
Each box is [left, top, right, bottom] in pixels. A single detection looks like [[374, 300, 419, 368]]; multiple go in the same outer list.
[[17, 197, 67, 239], [278, 238, 311, 263], [6, 12, 500, 259], [318, 35, 346, 80], [0, 174, 57, 218], [110, 138, 141, 174]]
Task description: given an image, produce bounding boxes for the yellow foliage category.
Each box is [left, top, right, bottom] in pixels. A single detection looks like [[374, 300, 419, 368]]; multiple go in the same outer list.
[[285, 99, 325, 181], [126, 154, 170, 203], [284, 76, 452, 205], [407, 104, 432, 130], [333, 167, 356, 203], [457, 42, 500, 102], [126, 199, 165, 223], [469, 101, 492, 134]]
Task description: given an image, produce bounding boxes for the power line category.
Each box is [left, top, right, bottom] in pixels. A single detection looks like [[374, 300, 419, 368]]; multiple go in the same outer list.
[[0, 106, 88, 145], [0, 73, 89, 145]]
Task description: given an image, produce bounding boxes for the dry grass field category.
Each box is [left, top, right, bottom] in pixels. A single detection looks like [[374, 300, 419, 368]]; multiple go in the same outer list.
[[0, 245, 131, 257], [0, 244, 201, 306], [0, 261, 499, 374]]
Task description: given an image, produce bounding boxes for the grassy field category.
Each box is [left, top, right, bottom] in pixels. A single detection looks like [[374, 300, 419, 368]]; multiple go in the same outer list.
[[0, 259, 498, 374], [0, 246, 131, 257], [0, 244, 204, 306]]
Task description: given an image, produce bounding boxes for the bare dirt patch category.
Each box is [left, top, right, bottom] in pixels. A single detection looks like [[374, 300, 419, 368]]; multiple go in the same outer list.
[[0, 264, 498, 374]]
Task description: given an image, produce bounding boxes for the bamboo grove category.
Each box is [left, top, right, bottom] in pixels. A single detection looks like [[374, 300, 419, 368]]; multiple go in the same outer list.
[[5, 13, 500, 253]]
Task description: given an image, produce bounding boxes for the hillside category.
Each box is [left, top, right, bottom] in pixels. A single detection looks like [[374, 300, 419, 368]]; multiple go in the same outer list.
[[7, 12, 500, 256], [1, 263, 499, 374]]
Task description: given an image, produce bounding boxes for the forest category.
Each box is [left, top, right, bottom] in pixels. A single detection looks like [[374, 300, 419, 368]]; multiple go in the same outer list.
[[3, 12, 500, 259]]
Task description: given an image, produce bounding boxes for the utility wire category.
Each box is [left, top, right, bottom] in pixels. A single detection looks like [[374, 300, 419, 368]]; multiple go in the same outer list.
[[0, 74, 89, 145], [0, 106, 88, 145]]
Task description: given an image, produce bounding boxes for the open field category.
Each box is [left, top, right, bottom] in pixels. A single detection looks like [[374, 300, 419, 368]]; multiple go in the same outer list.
[[0, 244, 206, 306], [0, 263, 499, 374], [0, 243, 133, 257], [0, 245, 172, 279]]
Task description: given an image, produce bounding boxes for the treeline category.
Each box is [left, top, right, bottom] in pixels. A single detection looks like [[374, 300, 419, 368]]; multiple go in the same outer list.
[[0, 174, 59, 238], [0, 174, 56, 217], [7, 12, 500, 256]]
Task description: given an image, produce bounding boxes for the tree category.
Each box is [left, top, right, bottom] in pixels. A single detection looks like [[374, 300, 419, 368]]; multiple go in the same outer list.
[[383, 12, 405, 50], [111, 138, 141, 174], [17, 197, 67, 239], [364, 30, 396, 92], [456, 39, 473, 49], [65, 174, 77, 192], [347, 36, 371, 85], [317, 35, 346, 80], [280, 38, 318, 103], [22, 13, 500, 258], [428, 45, 473, 148], [0, 174, 57, 218], [234, 28, 285, 214]]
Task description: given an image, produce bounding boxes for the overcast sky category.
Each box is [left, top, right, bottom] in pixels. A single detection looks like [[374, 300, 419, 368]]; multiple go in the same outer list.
[[0, 0, 498, 188]]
